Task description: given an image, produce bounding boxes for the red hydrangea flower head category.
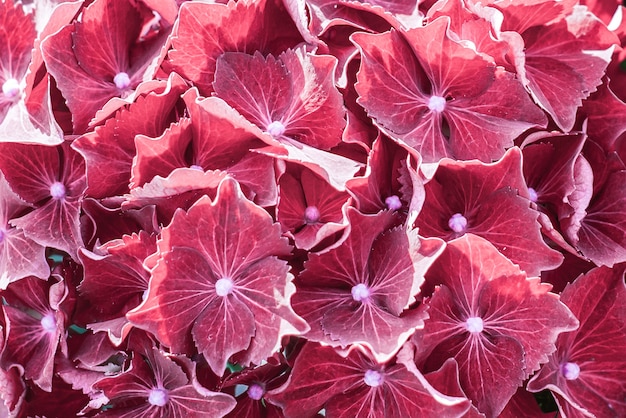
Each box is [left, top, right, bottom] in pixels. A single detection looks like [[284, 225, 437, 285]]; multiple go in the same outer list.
[[292, 208, 445, 362], [41, 0, 171, 133], [414, 146, 563, 276], [0, 276, 69, 392], [414, 234, 578, 417], [127, 177, 308, 375], [93, 347, 237, 417], [528, 266, 626, 417], [352, 16, 547, 162], [276, 164, 351, 250], [0, 142, 86, 260], [212, 48, 346, 151]]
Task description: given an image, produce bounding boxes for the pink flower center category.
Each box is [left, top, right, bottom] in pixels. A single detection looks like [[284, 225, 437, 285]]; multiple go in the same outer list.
[[2, 78, 20, 99], [215, 277, 234, 297], [50, 181, 66, 200], [428, 95, 446, 112], [560, 362, 580, 380], [304, 206, 321, 224], [528, 187, 538, 202], [351, 283, 370, 302], [385, 195, 402, 211], [148, 388, 169, 406], [448, 213, 468, 234], [114, 72, 131, 90], [247, 383, 265, 400], [363, 369, 384, 387], [267, 121, 286, 138], [189, 164, 204, 171], [465, 316, 483, 333], [40, 313, 56, 333]]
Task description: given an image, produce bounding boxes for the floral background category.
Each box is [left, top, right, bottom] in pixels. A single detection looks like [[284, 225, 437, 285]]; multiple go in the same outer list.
[[0, 0, 625, 416]]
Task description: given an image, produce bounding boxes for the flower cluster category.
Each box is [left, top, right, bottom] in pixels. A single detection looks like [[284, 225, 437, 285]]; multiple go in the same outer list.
[[0, 0, 625, 417]]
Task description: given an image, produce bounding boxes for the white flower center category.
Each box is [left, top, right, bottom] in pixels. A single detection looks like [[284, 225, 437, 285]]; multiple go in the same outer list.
[[2, 78, 20, 99], [528, 187, 538, 203], [304, 206, 321, 224], [50, 181, 66, 200], [448, 213, 468, 233], [114, 72, 131, 90], [363, 369, 384, 387], [148, 388, 169, 406], [465, 316, 484, 333], [215, 278, 234, 297], [428, 95, 446, 112], [266, 121, 286, 138], [351, 283, 370, 302], [40, 313, 56, 333], [247, 383, 264, 400], [385, 195, 402, 211], [560, 362, 580, 380]]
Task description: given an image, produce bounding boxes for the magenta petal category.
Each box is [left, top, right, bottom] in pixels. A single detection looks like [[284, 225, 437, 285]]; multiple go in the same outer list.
[[346, 135, 419, 215], [0, 173, 48, 286], [233, 256, 304, 368], [0, 143, 86, 260], [168, 0, 304, 96], [72, 73, 187, 198], [521, 20, 609, 131], [127, 246, 223, 356], [0, 0, 36, 84], [576, 170, 626, 266], [41, 27, 118, 134], [0, 366, 25, 417], [77, 232, 155, 343], [192, 293, 256, 375], [131, 120, 192, 188], [322, 302, 427, 359], [213, 51, 293, 128], [500, 386, 556, 418], [268, 342, 470, 418], [522, 132, 586, 209], [0, 142, 61, 203], [1, 306, 60, 392], [11, 198, 83, 261], [225, 153, 278, 207], [0, 226, 48, 287], [469, 187, 564, 276], [123, 168, 228, 223], [184, 91, 266, 169], [444, 68, 547, 161], [0, 0, 36, 128], [583, 80, 626, 151]]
